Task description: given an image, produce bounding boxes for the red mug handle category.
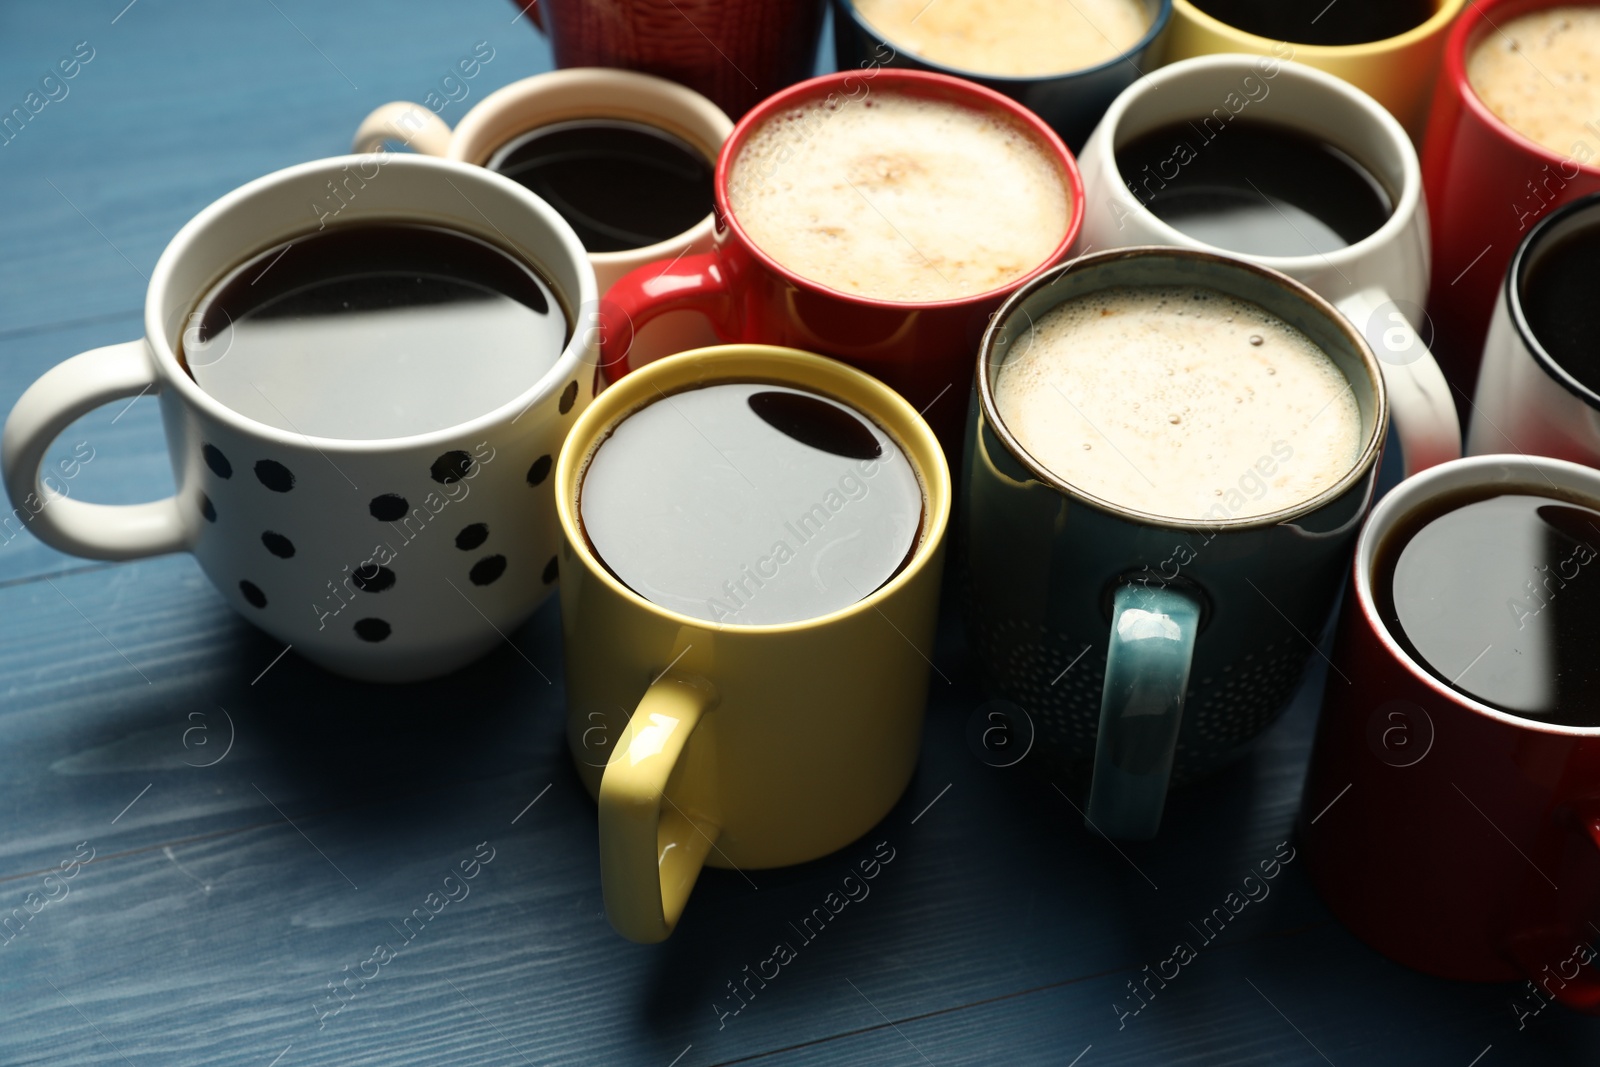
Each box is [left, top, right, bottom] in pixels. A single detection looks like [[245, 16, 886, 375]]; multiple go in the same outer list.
[[1504, 804, 1600, 1017], [598, 252, 735, 384]]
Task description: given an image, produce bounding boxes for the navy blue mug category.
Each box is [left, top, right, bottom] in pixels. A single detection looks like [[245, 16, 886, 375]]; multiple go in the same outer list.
[[831, 0, 1172, 150], [963, 247, 1388, 839]]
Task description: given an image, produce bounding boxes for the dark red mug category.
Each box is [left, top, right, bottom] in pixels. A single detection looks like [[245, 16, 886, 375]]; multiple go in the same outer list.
[[597, 68, 1085, 452], [1301, 454, 1600, 1015], [509, 0, 826, 119], [1420, 0, 1600, 414]]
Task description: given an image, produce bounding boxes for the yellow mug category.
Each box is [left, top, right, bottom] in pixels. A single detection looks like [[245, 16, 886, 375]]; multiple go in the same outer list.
[[1160, 0, 1467, 138], [554, 344, 951, 943]]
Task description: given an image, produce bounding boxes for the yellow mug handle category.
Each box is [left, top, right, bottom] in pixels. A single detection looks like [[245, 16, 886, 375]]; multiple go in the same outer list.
[[599, 671, 721, 943]]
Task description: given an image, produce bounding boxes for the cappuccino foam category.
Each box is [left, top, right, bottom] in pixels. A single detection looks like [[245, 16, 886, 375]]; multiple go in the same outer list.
[[1468, 8, 1600, 157], [727, 91, 1071, 303], [993, 286, 1363, 521], [855, 0, 1151, 77]]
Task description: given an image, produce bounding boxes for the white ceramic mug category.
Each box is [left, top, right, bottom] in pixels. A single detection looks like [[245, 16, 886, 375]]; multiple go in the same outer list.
[[354, 67, 731, 367], [1, 155, 599, 683], [1468, 192, 1600, 463], [1076, 54, 1461, 476]]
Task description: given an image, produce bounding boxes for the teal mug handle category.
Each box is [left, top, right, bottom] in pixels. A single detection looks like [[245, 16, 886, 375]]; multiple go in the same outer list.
[[1086, 583, 1202, 840]]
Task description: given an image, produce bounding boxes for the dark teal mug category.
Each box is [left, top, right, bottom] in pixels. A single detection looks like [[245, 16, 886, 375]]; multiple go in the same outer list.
[[963, 247, 1388, 839], [831, 0, 1172, 151]]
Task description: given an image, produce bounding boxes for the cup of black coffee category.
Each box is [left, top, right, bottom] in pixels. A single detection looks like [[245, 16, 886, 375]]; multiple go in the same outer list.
[[353, 67, 731, 366], [1, 155, 599, 682], [1468, 191, 1600, 466], [1075, 54, 1460, 476]]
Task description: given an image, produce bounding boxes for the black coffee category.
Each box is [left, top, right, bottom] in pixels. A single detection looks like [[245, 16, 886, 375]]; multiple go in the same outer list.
[[1187, 0, 1436, 46], [487, 119, 713, 254], [1116, 118, 1393, 257], [1521, 219, 1600, 397], [579, 382, 924, 625], [180, 221, 567, 440], [1375, 486, 1600, 727]]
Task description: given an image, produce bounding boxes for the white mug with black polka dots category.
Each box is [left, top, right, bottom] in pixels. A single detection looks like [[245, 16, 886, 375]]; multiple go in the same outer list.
[[1, 154, 599, 682]]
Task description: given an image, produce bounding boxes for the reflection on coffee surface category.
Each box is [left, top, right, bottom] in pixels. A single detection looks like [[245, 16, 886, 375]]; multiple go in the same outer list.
[[487, 119, 713, 254], [727, 90, 1070, 303], [1115, 119, 1393, 257], [1187, 0, 1435, 45], [1521, 215, 1600, 394], [181, 221, 567, 440], [1468, 7, 1600, 158], [993, 285, 1362, 520], [1376, 487, 1600, 727], [853, 0, 1150, 77], [579, 383, 924, 625]]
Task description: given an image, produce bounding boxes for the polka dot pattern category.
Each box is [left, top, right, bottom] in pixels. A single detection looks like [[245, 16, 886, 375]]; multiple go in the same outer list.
[[240, 580, 267, 608], [203, 444, 232, 479], [261, 531, 295, 558], [431, 451, 473, 484], [525, 455, 552, 487], [254, 459, 295, 492], [200, 494, 216, 523], [559, 380, 579, 414], [354, 618, 391, 642], [455, 523, 488, 550], [543, 555, 558, 584], [369, 494, 409, 521], [351, 565, 396, 593], [470, 555, 506, 586]]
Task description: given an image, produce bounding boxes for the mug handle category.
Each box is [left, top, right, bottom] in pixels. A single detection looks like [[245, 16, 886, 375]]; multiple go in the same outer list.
[[599, 670, 721, 943], [1334, 287, 1462, 477], [1085, 583, 1202, 840], [599, 252, 735, 384], [2, 340, 189, 560], [350, 102, 453, 155]]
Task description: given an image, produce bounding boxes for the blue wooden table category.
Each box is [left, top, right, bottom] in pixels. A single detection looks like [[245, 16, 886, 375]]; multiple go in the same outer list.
[[1, 2, 1595, 1064]]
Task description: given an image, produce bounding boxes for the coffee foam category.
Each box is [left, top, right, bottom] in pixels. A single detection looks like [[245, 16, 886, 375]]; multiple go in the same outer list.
[[993, 286, 1363, 521], [855, 0, 1150, 77], [727, 91, 1071, 303], [1468, 8, 1600, 157]]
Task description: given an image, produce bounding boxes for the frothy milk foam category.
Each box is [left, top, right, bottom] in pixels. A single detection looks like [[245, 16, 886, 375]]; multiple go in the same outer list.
[[855, 0, 1151, 77], [1468, 7, 1600, 157], [727, 91, 1071, 303], [993, 286, 1363, 521]]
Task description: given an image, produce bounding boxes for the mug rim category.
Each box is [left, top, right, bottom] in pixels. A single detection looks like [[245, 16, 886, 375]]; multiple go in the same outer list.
[[713, 68, 1086, 311], [1174, 0, 1467, 56], [145, 153, 598, 453], [1352, 452, 1600, 736], [1508, 190, 1600, 411], [830, 0, 1174, 85], [1095, 54, 1422, 272], [448, 67, 734, 270], [554, 344, 952, 635], [975, 245, 1387, 532], [1445, 0, 1600, 177]]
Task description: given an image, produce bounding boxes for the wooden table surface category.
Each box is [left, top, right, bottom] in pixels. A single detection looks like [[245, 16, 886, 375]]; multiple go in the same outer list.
[[1, 2, 1596, 1063]]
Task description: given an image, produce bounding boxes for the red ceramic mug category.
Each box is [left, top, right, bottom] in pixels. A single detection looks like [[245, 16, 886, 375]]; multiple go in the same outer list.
[[597, 69, 1085, 451], [1420, 0, 1600, 412], [1301, 453, 1600, 1014], [508, 0, 826, 119]]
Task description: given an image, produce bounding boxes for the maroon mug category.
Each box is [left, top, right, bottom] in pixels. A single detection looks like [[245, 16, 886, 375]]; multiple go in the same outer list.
[[509, 0, 826, 119], [1301, 453, 1600, 1015], [597, 68, 1085, 452]]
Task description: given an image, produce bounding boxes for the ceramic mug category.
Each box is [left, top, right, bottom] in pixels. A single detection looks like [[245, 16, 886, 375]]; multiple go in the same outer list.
[[1301, 454, 1600, 1011], [1421, 0, 1600, 409], [1469, 193, 1600, 462], [965, 247, 1390, 840], [506, 0, 827, 119], [1076, 54, 1461, 476], [829, 0, 1172, 150], [599, 68, 1085, 454], [353, 67, 731, 366], [1, 155, 599, 682], [1161, 0, 1467, 139], [555, 344, 950, 942]]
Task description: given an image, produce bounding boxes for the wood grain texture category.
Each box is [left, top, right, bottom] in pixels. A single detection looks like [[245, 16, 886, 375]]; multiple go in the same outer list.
[[0, 1, 1596, 1064]]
